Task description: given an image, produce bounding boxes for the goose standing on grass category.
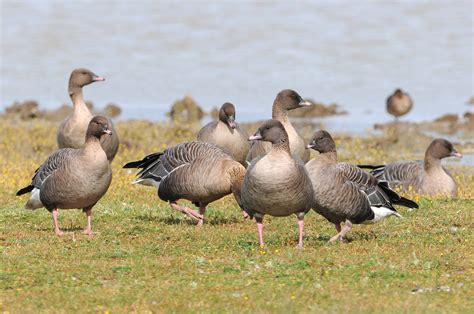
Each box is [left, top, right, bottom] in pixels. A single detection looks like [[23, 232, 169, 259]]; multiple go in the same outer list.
[[306, 130, 418, 242], [386, 88, 413, 121], [16, 116, 113, 235], [57, 68, 119, 161], [197, 102, 249, 166], [246, 89, 311, 164], [360, 138, 461, 197], [241, 119, 314, 248], [123, 141, 246, 225]]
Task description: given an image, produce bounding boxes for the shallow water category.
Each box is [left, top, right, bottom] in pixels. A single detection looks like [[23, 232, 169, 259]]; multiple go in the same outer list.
[[1, 1, 472, 132]]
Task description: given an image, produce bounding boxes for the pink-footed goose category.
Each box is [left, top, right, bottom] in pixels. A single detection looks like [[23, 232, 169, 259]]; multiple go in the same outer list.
[[306, 130, 418, 242], [16, 116, 113, 235], [241, 119, 314, 248], [245, 89, 311, 165], [197, 102, 249, 166], [360, 138, 461, 197], [386, 88, 413, 121], [57, 68, 119, 161], [123, 141, 246, 225]]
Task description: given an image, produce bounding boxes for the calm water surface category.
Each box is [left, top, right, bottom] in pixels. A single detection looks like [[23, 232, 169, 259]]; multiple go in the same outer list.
[[1, 0, 472, 132]]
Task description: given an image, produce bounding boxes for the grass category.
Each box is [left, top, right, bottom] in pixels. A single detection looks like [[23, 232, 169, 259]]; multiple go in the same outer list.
[[1, 117, 473, 313]]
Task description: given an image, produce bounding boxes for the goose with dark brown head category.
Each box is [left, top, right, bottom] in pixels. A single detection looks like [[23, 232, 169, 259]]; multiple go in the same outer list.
[[57, 68, 119, 161], [123, 141, 246, 225], [386, 88, 413, 121], [241, 119, 314, 248], [197, 102, 249, 166], [361, 138, 461, 197], [305, 130, 418, 242], [17, 116, 113, 235], [246, 89, 311, 164]]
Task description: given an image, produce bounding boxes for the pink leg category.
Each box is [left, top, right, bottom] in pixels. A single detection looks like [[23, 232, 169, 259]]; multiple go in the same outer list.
[[256, 216, 264, 247], [169, 201, 203, 221], [52, 209, 65, 236], [242, 210, 249, 219], [296, 219, 304, 248], [329, 221, 352, 243], [83, 208, 93, 235], [197, 205, 206, 226]]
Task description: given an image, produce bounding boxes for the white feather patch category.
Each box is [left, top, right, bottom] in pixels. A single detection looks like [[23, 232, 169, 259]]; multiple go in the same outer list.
[[363, 206, 402, 224], [133, 178, 160, 188], [25, 188, 43, 210]]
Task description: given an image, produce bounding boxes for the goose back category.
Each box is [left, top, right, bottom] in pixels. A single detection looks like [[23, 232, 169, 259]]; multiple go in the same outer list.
[[197, 120, 249, 165]]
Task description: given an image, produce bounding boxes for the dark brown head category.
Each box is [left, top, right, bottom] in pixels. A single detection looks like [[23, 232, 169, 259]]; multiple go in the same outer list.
[[426, 138, 462, 159], [219, 102, 236, 129], [86, 116, 112, 140], [393, 88, 404, 98], [274, 89, 312, 111], [69, 68, 105, 90], [306, 130, 336, 153], [249, 119, 288, 144]]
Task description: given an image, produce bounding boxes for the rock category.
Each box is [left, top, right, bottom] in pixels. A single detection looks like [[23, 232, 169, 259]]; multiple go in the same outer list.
[[288, 98, 347, 118], [104, 103, 122, 118], [167, 95, 204, 123], [5, 100, 39, 119], [433, 114, 458, 123], [467, 96, 474, 105]]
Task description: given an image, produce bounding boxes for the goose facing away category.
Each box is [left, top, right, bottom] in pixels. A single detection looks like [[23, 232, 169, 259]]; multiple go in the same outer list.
[[360, 138, 461, 197], [386, 88, 413, 120], [57, 68, 119, 161], [241, 119, 314, 248], [305, 130, 418, 242], [245, 89, 311, 165], [16, 116, 113, 235], [123, 141, 246, 225], [197, 102, 249, 166]]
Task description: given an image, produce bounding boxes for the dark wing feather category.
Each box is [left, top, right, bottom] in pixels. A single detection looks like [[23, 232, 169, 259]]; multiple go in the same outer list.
[[124, 141, 231, 183], [17, 149, 76, 195]]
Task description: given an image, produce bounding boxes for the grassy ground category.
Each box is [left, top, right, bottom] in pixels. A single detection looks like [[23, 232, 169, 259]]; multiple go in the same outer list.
[[1, 118, 473, 313]]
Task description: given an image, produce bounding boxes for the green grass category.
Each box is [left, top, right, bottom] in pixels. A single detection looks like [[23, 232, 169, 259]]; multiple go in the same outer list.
[[1, 118, 473, 312]]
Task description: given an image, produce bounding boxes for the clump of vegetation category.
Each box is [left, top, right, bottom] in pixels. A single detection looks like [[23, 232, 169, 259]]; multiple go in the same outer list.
[[1, 116, 472, 312]]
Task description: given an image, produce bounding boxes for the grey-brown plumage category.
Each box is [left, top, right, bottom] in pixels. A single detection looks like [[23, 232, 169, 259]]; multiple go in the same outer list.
[[17, 116, 113, 235], [306, 130, 418, 242], [386, 88, 413, 120], [246, 89, 311, 164], [241, 119, 314, 247], [123, 141, 246, 225], [57, 68, 119, 161], [197, 102, 249, 166], [363, 138, 461, 197]]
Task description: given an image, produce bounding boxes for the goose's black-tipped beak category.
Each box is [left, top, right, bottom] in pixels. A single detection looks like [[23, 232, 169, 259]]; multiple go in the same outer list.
[[299, 99, 312, 107], [92, 74, 106, 82], [249, 130, 262, 141], [306, 144, 314, 149], [450, 151, 462, 158], [103, 127, 112, 135], [228, 116, 236, 129]]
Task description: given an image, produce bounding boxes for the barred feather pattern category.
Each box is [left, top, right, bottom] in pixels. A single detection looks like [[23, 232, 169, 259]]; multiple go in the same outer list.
[[126, 141, 245, 205]]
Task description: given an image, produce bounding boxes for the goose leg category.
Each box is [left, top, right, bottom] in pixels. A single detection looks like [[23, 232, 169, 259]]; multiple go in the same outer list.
[[52, 209, 65, 236], [329, 220, 352, 243], [169, 201, 203, 221], [297, 218, 304, 249], [197, 204, 206, 226], [255, 215, 264, 247], [83, 207, 93, 235]]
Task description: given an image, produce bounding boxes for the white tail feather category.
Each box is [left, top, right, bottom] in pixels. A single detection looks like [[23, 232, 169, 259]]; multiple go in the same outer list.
[[25, 188, 43, 210], [363, 206, 402, 224]]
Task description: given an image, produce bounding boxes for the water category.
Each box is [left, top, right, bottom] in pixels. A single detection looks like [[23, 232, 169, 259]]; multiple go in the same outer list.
[[1, 0, 472, 132]]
